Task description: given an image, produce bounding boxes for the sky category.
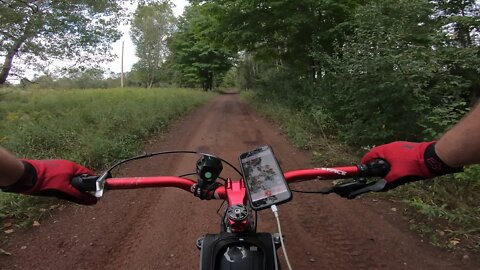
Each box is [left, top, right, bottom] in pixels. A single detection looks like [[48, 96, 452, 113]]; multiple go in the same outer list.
[[104, 0, 188, 74]]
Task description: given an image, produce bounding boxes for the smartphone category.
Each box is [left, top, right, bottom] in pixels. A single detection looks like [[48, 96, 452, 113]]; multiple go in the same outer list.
[[239, 146, 292, 210]]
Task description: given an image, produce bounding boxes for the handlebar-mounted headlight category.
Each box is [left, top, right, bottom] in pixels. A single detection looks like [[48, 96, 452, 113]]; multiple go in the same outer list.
[[194, 155, 223, 200], [196, 155, 223, 182]]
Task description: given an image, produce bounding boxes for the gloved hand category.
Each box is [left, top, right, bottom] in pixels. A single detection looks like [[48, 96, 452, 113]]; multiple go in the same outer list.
[[361, 141, 461, 187], [4, 160, 97, 205]]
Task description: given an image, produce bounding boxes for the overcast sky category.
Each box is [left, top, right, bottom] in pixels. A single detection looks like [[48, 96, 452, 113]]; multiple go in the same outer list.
[[105, 0, 188, 74]]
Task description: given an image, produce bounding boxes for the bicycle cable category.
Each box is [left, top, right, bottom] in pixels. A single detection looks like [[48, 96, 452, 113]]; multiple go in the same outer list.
[[105, 150, 244, 178], [290, 189, 330, 194], [177, 172, 228, 182], [271, 205, 293, 270], [216, 200, 226, 218]]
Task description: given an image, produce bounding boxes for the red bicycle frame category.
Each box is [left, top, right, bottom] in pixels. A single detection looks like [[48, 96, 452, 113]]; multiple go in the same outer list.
[[103, 166, 360, 232]]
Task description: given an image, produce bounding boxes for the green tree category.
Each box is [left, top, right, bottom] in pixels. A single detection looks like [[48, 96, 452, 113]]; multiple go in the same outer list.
[[307, 0, 478, 145], [30, 68, 120, 89], [201, 0, 360, 79], [130, 1, 175, 88], [0, 0, 124, 85], [433, 0, 480, 48], [169, 4, 233, 91], [432, 0, 480, 101]]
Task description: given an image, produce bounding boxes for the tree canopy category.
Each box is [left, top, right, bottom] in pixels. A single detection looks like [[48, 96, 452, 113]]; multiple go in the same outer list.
[[130, 1, 175, 88], [0, 0, 125, 85], [168, 3, 234, 90], [185, 0, 480, 144]]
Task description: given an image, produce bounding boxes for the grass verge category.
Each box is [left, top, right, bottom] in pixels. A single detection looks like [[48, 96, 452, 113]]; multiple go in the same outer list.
[[241, 90, 357, 166], [0, 87, 215, 230], [241, 89, 480, 252]]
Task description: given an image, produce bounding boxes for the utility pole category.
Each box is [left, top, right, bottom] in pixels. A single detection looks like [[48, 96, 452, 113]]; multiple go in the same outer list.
[[121, 41, 124, 88]]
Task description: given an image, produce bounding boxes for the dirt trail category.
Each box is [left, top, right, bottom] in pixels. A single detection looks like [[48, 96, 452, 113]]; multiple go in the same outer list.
[[1, 94, 478, 270]]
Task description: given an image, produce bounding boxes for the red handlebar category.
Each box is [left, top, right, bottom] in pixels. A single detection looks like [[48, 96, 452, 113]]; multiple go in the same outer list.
[[104, 176, 227, 199], [284, 166, 359, 182], [102, 166, 360, 200], [106, 176, 195, 191], [68, 162, 388, 234]]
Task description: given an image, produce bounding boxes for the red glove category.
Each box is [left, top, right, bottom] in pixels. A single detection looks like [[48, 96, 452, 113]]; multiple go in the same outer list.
[[4, 160, 97, 205], [361, 141, 461, 184]]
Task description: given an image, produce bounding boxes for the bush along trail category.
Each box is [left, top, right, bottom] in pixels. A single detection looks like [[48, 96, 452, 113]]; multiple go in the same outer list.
[[241, 90, 480, 253]]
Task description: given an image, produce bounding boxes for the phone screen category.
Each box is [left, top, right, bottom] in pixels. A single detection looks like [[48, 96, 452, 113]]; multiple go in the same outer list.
[[239, 146, 292, 210]]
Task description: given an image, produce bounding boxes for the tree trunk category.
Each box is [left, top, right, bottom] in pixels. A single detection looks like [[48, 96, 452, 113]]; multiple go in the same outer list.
[[207, 71, 213, 91], [202, 80, 207, 91], [310, 57, 317, 81], [0, 35, 27, 84]]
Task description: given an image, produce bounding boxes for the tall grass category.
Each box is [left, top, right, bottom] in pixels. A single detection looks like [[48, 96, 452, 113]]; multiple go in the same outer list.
[[0, 87, 215, 224]]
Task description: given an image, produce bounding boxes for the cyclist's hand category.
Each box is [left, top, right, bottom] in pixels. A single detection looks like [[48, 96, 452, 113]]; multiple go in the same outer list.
[[362, 142, 443, 183], [20, 160, 97, 205]]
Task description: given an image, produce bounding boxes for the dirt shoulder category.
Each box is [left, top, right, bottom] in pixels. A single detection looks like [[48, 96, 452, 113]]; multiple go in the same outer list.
[[1, 94, 478, 269]]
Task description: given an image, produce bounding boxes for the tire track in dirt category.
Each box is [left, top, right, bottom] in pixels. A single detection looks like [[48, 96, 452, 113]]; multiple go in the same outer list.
[[1, 94, 479, 270]]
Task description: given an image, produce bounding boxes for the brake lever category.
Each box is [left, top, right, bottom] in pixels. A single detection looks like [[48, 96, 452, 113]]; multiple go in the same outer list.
[[71, 171, 111, 198], [331, 178, 387, 199], [345, 179, 387, 198], [315, 178, 368, 196], [94, 171, 112, 198]]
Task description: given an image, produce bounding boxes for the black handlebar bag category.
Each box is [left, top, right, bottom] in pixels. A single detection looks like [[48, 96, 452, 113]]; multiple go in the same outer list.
[[199, 232, 280, 270]]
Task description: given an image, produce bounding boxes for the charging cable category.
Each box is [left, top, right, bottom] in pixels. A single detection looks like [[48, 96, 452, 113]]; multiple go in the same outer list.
[[271, 205, 293, 270]]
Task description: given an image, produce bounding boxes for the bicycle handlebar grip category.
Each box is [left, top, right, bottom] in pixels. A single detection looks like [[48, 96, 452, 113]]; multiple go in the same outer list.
[[71, 174, 98, 192], [358, 159, 390, 178]]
